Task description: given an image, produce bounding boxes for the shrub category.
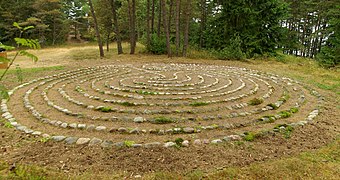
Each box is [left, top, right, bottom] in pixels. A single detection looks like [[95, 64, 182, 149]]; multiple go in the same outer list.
[[244, 132, 256, 141], [217, 34, 245, 60], [97, 106, 112, 112], [290, 107, 299, 113], [279, 111, 291, 118], [146, 34, 167, 55]]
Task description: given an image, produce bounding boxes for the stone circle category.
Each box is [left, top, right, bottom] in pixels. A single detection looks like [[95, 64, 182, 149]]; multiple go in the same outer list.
[[1, 63, 324, 148]]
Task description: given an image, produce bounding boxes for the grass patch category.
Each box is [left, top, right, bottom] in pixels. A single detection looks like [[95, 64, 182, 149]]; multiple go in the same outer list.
[[244, 132, 256, 141], [119, 101, 136, 106], [97, 106, 112, 112], [290, 107, 299, 113], [152, 116, 174, 124], [279, 110, 292, 118], [123, 140, 135, 147], [189, 101, 209, 107], [267, 103, 278, 110], [249, 98, 264, 106]]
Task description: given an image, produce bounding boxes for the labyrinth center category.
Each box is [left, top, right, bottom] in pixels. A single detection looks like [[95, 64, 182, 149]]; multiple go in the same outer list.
[[1, 63, 322, 147]]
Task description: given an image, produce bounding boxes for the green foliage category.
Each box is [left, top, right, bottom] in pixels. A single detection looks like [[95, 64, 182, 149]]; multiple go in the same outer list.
[[123, 140, 135, 147], [290, 107, 299, 113], [0, 85, 9, 99], [249, 98, 264, 105], [97, 106, 112, 112], [244, 132, 256, 141], [4, 121, 14, 128], [216, 34, 245, 60], [39, 137, 50, 143], [119, 101, 136, 106], [189, 101, 209, 107], [146, 34, 167, 55], [136, 90, 156, 95], [15, 65, 23, 83], [174, 138, 184, 146], [153, 116, 173, 124], [279, 111, 292, 118]]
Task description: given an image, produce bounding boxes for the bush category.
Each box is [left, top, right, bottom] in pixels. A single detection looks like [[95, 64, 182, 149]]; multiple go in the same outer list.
[[146, 34, 167, 55], [217, 34, 245, 60]]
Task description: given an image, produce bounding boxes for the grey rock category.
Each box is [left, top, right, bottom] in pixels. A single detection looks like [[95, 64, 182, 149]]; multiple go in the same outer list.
[[60, 123, 68, 128], [65, 137, 78, 144], [78, 124, 86, 129], [114, 142, 125, 147], [118, 127, 128, 133], [183, 127, 195, 133], [52, 136, 66, 142], [95, 126, 107, 131], [211, 139, 223, 144], [89, 138, 103, 146], [164, 142, 176, 148], [69, 123, 77, 129], [87, 124, 96, 131], [131, 144, 143, 148], [101, 140, 113, 148], [76, 138, 91, 145], [129, 128, 140, 134], [182, 140, 189, 147], [133, 117, 144, 123]]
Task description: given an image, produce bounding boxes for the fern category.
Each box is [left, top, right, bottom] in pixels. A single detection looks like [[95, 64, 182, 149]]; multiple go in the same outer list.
[[14, 38, 40, 49], [19, 50, 38, 62]]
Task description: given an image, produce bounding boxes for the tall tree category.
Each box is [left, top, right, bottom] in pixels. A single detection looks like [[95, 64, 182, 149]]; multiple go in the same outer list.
[[127, 0, 136, 54], [146, 0, 151, 48], [175, 0, 181, 56], [157, 0, 162, 37], [161, 0, 171, 57], [110, 0, 123, 54], [182, 0, 191, 57], [88, 0, 104, 57]]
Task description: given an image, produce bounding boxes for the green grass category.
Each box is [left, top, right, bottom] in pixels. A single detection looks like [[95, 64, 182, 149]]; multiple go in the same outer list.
[[279, 110, 292, 118], [96, 106, 112, 112], [119, 101, 136, 107], [152, 116, 174, 124], [244, 132, 256, 141]]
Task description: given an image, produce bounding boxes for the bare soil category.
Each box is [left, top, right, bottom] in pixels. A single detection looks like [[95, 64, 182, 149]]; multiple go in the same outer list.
[[0, 46, 339, 178]]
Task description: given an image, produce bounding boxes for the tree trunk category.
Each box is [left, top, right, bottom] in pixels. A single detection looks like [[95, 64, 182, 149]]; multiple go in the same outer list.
[[182, 0, 191, 57], [146, 0, 151, 47], [199, 0, 206, 48], [110, 0, 123, 54], [151, 0, 155, 33], [88, 0, 104, 58], [157, 0, 162, 37], [168, 0, 173, 34], [106, 33, 110, 52], [161, 0, 171, 57], [128, 0, 136, 54], [175, 0, 180, 56]]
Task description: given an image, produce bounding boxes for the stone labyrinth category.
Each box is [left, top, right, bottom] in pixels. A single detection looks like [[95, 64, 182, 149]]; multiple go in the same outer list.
[[1, 63, 323, 148]]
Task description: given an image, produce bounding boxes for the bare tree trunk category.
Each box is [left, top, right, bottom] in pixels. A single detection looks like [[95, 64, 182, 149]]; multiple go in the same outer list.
[[106, 33, 110, 52], [151, 0, 155, 33], [161, 0, 171, 57], [110, 0, 123, 54], [182, 0, 191, 57], [175, 0, 180, 56], [88, 0, 104, 58], [146, 0, 151, 47], [168, 0, 173, 34], [128, 0, 136, 54], [199, 0, 206, 48], [157, 0, 162, 37]]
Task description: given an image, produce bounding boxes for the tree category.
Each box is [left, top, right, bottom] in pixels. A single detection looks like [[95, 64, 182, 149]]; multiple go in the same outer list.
[[175, 0, 181, 56], [88, 0, 104, 57], [316, 5, 340, 68], [110, 0, 123, 54], [182, 0, 191, 57], [127, 0, 137, 54], [161, 0, 171, 57]]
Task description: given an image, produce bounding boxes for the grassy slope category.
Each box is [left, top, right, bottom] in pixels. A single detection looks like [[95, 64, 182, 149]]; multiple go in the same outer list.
[[0, 45, 339, 179]]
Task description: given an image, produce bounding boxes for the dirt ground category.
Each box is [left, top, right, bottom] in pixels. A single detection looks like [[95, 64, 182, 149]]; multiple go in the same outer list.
[[0, 46, 339, 178]]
